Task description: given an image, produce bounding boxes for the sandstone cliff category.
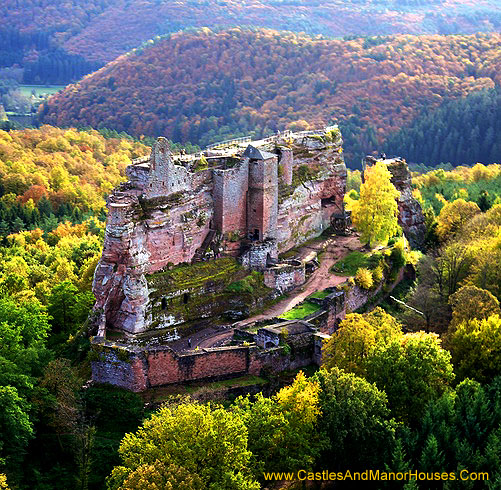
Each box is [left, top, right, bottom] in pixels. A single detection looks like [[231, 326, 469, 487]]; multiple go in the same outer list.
[[92, 127, 347, 336]]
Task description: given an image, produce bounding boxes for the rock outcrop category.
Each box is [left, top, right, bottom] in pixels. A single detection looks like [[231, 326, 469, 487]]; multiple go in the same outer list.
[[363, 156, 426, 248], [93, 127, 347, 336]]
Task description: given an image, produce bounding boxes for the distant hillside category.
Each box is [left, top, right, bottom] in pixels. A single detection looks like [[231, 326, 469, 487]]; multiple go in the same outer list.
[[40, 29, 501, 167], [384, 88, 501, 166], [0, 126, 149, 210], [1, 0, 500, 82]]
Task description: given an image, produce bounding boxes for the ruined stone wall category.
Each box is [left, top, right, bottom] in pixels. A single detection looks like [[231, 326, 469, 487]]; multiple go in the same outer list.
[[213, 160, 248, 235], [239, 240, 278, 270], [145, 138, 192, 199], [263, 262, 305, 294], [91, 347, 149, 392], [125, 164, 149, 188], [147, 347, 250, 386], [248, 344, 314, 376], [93, 130, 348, 335], [91, 337, 319, 392]]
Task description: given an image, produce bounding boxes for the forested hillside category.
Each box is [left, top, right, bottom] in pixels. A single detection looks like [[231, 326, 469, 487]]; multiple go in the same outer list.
[[40, 29, 500, 167], [2, 0, 500, 66], [0, 126, 149, 235], [384, 88, 501, 166], [1, 0, 500, 86]]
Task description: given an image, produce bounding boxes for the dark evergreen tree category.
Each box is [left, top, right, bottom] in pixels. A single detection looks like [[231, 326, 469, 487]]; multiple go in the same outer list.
[[384, 88, 501, 166]]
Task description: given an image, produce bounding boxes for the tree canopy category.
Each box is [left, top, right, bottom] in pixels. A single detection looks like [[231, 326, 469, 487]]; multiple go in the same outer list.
[[108, 401, 259, 490], [351, 162, 400, 246]]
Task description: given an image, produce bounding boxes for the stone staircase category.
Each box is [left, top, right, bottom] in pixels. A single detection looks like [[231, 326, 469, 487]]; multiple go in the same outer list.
[[192, 229, 216, 263]]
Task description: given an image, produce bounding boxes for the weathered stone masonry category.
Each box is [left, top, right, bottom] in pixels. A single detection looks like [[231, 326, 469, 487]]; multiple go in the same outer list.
[[92, 127, 348, 336], [91, 127, 426, 392]]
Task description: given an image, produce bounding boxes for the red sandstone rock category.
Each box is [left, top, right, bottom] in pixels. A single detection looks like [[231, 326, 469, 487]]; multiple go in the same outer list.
[[93, 129, 347, 335]]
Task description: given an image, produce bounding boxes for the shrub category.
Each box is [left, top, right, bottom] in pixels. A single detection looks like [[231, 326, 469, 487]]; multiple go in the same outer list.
[[355, 268, 374, 289], [372, 265, 384, 283], [389, 241, 406, 270]]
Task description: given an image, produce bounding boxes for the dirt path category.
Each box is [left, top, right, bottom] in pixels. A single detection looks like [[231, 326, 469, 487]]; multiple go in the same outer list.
[[173, 233, 363, 351], [234, 234, 362, 327]]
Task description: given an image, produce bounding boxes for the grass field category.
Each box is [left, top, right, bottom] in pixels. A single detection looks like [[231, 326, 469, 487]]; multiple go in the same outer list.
[[279, 301, 321, 320], [19, 84, 66, 97], [330, 250, 371, 275], [307, 290, 331, 300]]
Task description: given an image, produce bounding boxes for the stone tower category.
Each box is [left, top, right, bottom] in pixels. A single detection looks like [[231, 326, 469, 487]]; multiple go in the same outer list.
[[245, 145, 278, 241]]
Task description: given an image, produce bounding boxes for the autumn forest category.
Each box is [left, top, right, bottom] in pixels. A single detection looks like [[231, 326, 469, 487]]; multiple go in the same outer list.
[[0, 0, 500, 489], [40, 29, 501, 167]]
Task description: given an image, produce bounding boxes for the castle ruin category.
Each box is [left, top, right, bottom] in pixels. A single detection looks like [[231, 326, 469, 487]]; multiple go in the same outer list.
[[90, 127, 425, 391], [92, 127, 348, 336]]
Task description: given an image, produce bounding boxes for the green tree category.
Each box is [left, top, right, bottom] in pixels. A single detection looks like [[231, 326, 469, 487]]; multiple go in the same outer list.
[[48, 281, 79, 335], [108, 401, 259, 490], [0, 297, 50, 353], [115, 462, 203, 490], [448, 285, 500, 330], [449, 314, 501, 383], [365, 331, 455, 424], [48, 281, 92, 339], [432, 242, 474, 298], [397, 378, 501, 486], [233, 372, 323, 478], [313, 368, 396, 471], [0, 386, 33, 474], [351, 162, 400, 246]]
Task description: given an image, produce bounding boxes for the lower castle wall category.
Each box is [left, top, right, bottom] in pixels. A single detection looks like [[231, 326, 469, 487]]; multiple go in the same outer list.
[[91, 349, 149, 392], [91, 340, 317, 392]]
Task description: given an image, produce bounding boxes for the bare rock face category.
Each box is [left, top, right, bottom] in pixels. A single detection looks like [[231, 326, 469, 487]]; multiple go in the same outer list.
[[276, 141, 346, 252], [93, 141, 214, 335], [93, 128, 348, 336], [386, 159, 426, 249]]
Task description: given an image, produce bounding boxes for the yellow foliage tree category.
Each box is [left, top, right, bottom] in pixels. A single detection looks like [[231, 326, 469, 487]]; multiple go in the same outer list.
[[448, 285, 500, 330], [323, 308, 403, 375], [351, 162, 400, 247], [436, 198, 480, 241], [355, 267, 374, 289], [108, 402, 259, 490], [0, 474, 9, 489]]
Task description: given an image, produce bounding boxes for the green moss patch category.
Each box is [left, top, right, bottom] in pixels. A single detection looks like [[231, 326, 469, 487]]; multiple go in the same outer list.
[[147, 259, 273, 328], [209, 375, 268, 390], [292, 163, 322, 188], [226, 271, 270, 298], [147, 257, 242, 293]]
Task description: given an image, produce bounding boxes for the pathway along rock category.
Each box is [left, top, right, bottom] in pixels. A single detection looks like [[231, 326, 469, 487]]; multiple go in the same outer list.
[[234, 234, 362, 327]]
